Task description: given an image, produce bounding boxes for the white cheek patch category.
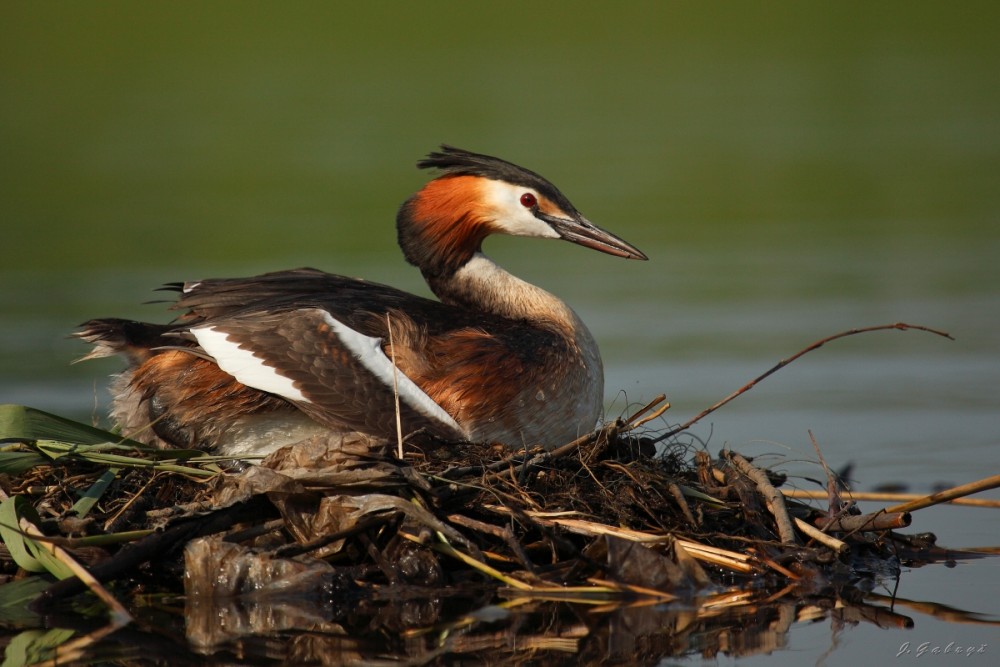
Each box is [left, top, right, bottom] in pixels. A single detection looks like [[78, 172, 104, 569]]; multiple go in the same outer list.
[[483, 181, 560, 239], [192, 326, 309, 402], [320, 312, 461, 431]]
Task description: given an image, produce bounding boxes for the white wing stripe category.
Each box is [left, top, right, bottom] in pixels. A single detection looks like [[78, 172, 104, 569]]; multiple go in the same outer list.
[[192, 326, 309, 402], [320, 312, 462, 431]]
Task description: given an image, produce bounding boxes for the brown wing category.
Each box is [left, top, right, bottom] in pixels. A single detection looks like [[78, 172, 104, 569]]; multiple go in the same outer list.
[[189, 308, 466, 442]]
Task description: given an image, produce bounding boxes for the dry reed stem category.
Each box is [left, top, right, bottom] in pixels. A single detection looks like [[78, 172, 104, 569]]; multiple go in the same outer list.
[[885, 473, 1000, 513], [674, 539, 753, 562], [782, 488, 1000, 509], [818, 511, 910, 532], [653, 322, 953, 442], [484, 505, 757, 574], [525, 515, 673, 543], [674, 540, 756, 573], [793, 517, 848, 553]]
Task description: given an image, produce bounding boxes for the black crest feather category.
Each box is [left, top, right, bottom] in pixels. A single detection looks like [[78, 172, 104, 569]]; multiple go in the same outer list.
[[417, 145, 578, 215]]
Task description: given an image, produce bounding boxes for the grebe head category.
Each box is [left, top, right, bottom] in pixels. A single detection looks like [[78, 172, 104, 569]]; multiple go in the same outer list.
[[397, 146, 648, 276]]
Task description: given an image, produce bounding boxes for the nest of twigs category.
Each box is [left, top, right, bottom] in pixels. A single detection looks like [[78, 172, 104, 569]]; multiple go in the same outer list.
[[2, 322, 995, 661], [2, 397, 965, 612]]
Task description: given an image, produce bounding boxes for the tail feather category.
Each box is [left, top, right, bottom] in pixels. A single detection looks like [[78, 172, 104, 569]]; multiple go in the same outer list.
[[74, 318, 176, 365]]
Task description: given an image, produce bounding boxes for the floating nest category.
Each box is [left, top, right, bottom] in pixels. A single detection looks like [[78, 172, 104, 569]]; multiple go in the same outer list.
[[1, 392, 990, 664], [1, 324, 994, 663]]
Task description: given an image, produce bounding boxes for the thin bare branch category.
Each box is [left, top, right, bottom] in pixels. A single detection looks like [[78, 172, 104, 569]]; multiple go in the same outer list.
[[653, 322, 952, 442]]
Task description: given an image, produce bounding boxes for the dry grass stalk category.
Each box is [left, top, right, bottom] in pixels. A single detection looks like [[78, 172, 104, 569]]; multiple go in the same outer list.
[[484, 508, 670, 543], [386, 313, 404, 460]]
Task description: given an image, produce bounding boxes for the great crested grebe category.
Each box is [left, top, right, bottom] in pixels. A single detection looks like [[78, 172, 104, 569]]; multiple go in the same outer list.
[[77, 146, 647, 457]]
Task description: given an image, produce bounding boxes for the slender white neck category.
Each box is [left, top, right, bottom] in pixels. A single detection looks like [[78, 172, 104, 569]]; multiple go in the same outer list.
[[430, 253, 576, 325]]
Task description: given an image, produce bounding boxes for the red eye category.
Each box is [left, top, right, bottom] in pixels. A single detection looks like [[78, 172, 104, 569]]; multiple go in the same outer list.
[[519, 192, 537, 208]]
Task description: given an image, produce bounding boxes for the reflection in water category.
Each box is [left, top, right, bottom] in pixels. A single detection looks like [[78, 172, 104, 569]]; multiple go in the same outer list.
[[175, 583, 994, 664], [12, 560, 997, 666]]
